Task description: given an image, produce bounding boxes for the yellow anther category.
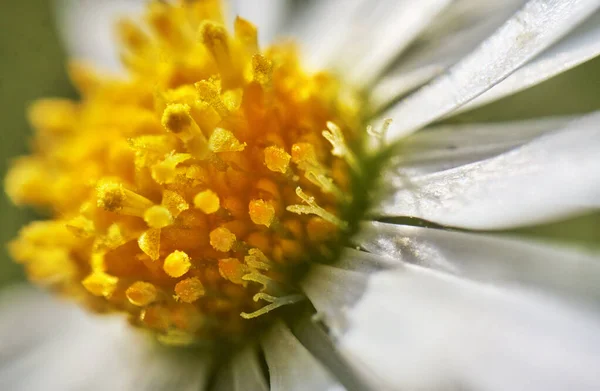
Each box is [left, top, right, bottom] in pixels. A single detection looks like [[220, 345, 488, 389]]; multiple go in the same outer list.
[[252, 54, 273, 86], [65, 216, 95, 238], [161, 104, 199, 141], [249, 199, 276, 227], [82, 272, 118, 297], [151, 153, 192, 184], [200, 20, 229, 57], [126, 281, 158, 306], [194, 189, 220, 214], [218, 257, 248, 285], [287, 187, 347, 228], [163, 250, 192, 278], [138, 228, 161, 260], [209, 226, 236, 252], [234, 17, 258, 53], [96, 180, 153, 216], [264, 146, 290, 173], [144, 205, 173, 229], [162, 190, 189, 217], [174, 277, 205, 303], [195, 79, 229, 117], [208, 127, 246, 152]]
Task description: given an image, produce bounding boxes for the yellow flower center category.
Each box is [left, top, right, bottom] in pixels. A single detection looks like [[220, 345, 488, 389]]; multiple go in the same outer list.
[[5, 0, 363, 345]]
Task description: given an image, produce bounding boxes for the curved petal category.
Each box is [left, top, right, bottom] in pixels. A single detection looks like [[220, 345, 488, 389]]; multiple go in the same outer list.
[[356, 221, 600, 308], [369, 0, 526, 112], [54, 0, 145, 72], [389, 116, 572, 175], [341, 265, 600, 391], [453, 10, 600, 115], [262, 320, 342, 391], [0, 286, 211, 391], [377, 0, 600, 144], [376, 112, 600, 229]]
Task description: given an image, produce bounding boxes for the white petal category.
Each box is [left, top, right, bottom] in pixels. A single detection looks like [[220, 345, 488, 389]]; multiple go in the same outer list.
[[357, 221, 600, 308], [54, 0, 145, 72], [376, 112, 600, 229], [454, 10, 600, 115], [301, 249, 398, 336], [283, 0, 367, 71], [338, 0, 453, 86], [341, 265, 600, 391], [0, 286, 211, 391], [390, 116, 572, 175], [377, 0, 600, 144], [229, 0, 289, 45], [369, 0, 527, 112], [262, 321, 343, 391]]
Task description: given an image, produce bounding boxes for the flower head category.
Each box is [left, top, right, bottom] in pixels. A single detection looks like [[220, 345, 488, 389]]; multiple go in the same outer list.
[[6, 0, 368, 344], [3, 0, 600, 390]]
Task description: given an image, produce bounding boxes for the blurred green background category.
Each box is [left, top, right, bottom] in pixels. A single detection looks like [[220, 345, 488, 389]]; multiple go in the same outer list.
[[0, 1, 598, 291], [0, 1, 75, 288]]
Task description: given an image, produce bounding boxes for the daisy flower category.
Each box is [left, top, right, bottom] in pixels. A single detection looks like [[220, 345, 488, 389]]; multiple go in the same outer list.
[[2, 0, 600, 390]]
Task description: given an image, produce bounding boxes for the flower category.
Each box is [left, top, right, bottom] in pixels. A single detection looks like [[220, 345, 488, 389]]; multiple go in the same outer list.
[[2, 0, 600, 390]]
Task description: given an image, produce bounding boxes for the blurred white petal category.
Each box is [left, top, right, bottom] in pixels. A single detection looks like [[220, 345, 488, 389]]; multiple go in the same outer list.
[[338, 0, 452, 86], [0, 286, 210, 391], [378, 0, 600, 144], [357, 221, 600, 308], [454, 11, 600, 115], [284, 0, 366, 70], [54, 0, 145, 72], [376, 112, 600, 229], [341, 265, 600, 391], [390, 116, 572, 175], [214, 345, 268, 391], [262, 321, 343, 391]]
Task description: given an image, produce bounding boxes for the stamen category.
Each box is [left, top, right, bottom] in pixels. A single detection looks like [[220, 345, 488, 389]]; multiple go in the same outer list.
[[138, 228, 161, 260], [234, 17, 258, 54], [244, 248, 271, 271], [174, 277, 205, 303], [218, 257, 248, 285], [240, 293, 304, 319], [82, 272, 118, 297], [323, 122, 359, 172], [96, 180, 154, 217], [249, 199, 276, 227], [264, 146, 291, 174], [208, 127, 246, 152], [126, 281, 158, 306], [209, 226, 236, 252], [194, 189, 220, 214], [287, 187, 347, 229], [144, 205, 174, 229], [163, 250, 192, 278]]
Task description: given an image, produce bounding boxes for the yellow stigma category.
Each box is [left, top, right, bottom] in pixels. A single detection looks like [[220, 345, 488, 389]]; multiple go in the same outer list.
[[5, 0, 361, 343]]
